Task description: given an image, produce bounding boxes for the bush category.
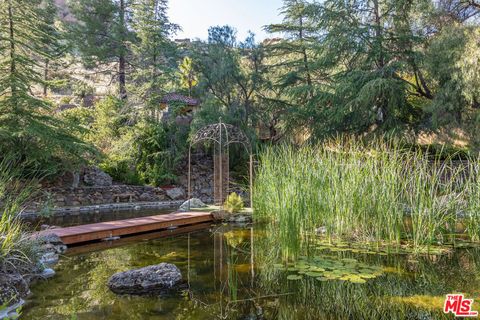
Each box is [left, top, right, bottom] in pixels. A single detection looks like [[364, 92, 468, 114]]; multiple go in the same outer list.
[[224, 193, 244, 214], [72, 81, 94, 99], [59, 96, 73, 105], [0, 157, 39, 274]]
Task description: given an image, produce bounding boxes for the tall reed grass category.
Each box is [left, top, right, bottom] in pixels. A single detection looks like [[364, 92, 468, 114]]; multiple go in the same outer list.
[[0, 157, 37, 274], [253, 137, 476, 258], [465, 159, 480, 241]]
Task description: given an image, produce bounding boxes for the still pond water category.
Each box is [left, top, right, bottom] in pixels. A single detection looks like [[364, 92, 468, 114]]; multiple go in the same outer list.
[[22, 212, 480, 319]]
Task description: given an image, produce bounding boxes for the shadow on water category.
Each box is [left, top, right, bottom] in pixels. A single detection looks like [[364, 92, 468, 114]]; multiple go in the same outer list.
[[22, 223, 480, 319]]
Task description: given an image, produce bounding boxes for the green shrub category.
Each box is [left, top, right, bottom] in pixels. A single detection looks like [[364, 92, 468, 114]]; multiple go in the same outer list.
[[0, 157, 39, 274], [72, 81, 94, 99], [59, 96, 73, 105], [224, 193, 244, 214]]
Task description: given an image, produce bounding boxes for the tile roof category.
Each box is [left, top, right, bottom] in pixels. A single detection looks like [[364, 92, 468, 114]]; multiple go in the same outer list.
[[160, 93, 199, 106]]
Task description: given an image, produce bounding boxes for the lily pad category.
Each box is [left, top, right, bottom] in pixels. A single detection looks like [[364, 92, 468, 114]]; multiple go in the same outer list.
[[349, 277, 367, 284], [276, 254, 383, 284], [305, 272, 324, 277], [309, 267, 326, 272]]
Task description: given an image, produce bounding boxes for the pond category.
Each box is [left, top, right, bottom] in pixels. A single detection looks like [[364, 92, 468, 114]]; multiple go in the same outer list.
[[22, 207, 175, 229], [22, 224, 480, 319]]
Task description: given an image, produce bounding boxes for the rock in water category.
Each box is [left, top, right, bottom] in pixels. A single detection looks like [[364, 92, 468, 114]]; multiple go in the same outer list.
[[36, 233, 67, 254], [179, 198, 207, 211], [315, 226, 327, 235], [39, 252, 59, 266], [108, 263, 182, 295], [39, 268, 55, 279]]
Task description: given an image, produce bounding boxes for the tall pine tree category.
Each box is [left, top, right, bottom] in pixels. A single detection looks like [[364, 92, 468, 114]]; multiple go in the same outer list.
[[130, 0, 179, 108], [67, 0, 135, 100], [0, 0, 94, 174], [38, 0, 68, 96], [313, 0, 431, 135], [264, 0, 326, 137]]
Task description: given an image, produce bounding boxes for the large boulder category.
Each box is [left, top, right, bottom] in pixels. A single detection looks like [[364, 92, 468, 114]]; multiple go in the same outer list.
[[107, 263, 182, 295], [82, 167, 113, 187], [36, 233, 63, 246], [165, 187, 185, 200], [35, 233, 67, 255], [179, 198, 207, 211]]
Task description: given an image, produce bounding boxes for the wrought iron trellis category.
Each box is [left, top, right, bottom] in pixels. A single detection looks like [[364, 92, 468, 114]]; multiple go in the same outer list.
[[188, 118, 253, 208]]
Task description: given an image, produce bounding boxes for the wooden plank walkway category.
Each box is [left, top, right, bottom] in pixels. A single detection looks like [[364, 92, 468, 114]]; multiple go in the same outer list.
[[38, 211, 213, 245], [65, 222, 212, 256]]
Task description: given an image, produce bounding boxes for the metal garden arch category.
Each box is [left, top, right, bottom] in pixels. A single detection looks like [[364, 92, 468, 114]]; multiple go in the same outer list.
[[188, 118, 253, 208]]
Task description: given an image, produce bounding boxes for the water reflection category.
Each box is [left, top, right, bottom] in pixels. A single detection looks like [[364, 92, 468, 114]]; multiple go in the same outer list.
[[22, 208, 175, 229], [23, 224, 480, 319]]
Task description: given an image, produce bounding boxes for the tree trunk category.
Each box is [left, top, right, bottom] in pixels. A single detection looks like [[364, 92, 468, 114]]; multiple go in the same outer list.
[[7, 0, 16, 96], [43, 59, 49, 96], [373, 0, 385, 69], [299, 16, 313, 99], [118, 0, 127, 100]]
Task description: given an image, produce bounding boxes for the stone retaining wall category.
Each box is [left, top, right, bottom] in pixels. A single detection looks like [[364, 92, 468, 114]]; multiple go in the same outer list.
[[177, 153, 214, 203], [26, 152, 250, 216], [175, 152, 249, 203], [28, 185, 186, 213], [21, 200, 184, 220]]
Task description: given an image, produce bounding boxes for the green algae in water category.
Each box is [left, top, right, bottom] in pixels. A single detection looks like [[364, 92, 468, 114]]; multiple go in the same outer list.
[[279, 255, 383, 283], [314, 238, 456, 256], [21, 223, 480, 320]]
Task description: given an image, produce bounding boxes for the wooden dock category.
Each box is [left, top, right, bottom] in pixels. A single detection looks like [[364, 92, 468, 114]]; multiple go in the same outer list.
[[38, 211, 213, 245], [65, 222, 212, 255]]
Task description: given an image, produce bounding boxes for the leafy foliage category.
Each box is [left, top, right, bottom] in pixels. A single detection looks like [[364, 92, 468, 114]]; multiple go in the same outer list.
[[177, 57, 198, 95], [130, 0, 179, 107], [67, 0, 136, 99], [424, 24, 480, 126], [0, 0, 96, 176], [224, 192, 244, 214], [0, 156, 38, 275], [86, 96, 188, 185], [2, 0, 480, 185], [191, 26, 266, 127]]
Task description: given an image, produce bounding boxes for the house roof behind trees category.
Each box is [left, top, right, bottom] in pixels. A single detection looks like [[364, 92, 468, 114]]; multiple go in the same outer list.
[[160, 93, 199, 106]]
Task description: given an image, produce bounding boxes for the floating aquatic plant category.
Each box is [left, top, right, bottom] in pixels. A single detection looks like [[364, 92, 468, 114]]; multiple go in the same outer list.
[[277, 255, 383, 283], [314, 238, 452, 256]]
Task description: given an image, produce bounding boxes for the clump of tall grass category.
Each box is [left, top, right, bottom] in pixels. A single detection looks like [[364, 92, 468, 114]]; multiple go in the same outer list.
[[464, 159, 480, 241], [0, 157, 38, 274], [253, 137, 471, 259]]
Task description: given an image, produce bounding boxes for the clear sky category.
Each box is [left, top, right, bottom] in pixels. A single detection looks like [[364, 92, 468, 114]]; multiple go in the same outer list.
[[168, 0, 285, 42]]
